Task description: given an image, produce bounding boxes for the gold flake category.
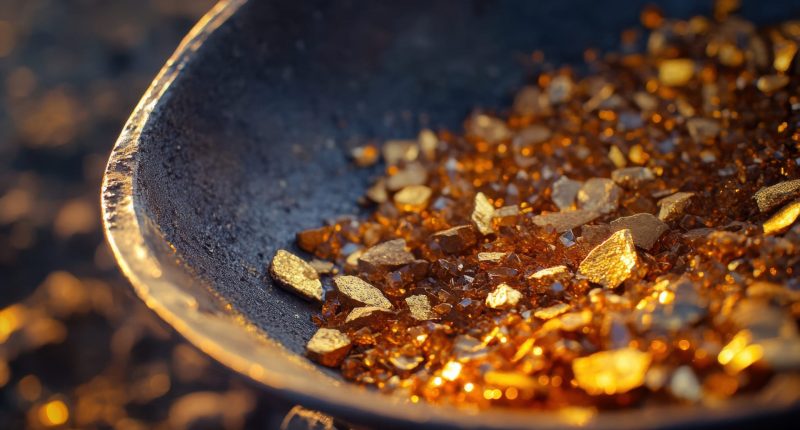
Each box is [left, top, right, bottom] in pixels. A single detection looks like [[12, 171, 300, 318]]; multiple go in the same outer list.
[[609, 213, 669, 250], [532, 209, 600, 233], [466, 114, 512, 143], [386, 162, 428, 191], [577, 178, 622, 214], [628, 144, 649, 165], [757, 75, 790, 93], [578, 229, 637, 288], [611, 167, 655, 189], [572, 348, 651, 395], [552, 177, 583, 210], [389, 355, 424, 371], [405, 295, 437, 321], [471, 192, 495, 235], [529, 265, 569, 280], [394, 185, 432, 212], [350, 144, 379, 167], [608, 145, 627, 169], [658, 59, 695, 86], [773, 39, 798, 73], [333, 275, 393, 309], [657, 192, 695, 222], [486, 283, 522, 309], [358, 239, 415, 272], [686, 118, 720, 144], [753, 179, 800, 212], [433, 225, 478, 254], [534, 303, 571, 320], [477, 252, 508, 263], [382, 140, 419, 165], [345, 306, 391, 326], [763, 200, 800, 235], [306, 328, 352, 367], [269, 250, 323, 301], [418, 129, 438, 160]]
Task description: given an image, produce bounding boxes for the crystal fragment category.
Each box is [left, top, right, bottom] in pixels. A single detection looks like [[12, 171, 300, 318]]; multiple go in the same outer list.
[[609, 213, 668, 250], [657, 192, 694, 222], [611, 167, 655, 189], [433, 225, 478, 254], [577, 178, 622, 214], [552, 177, 583, 210], [358, 239, 415, 273]]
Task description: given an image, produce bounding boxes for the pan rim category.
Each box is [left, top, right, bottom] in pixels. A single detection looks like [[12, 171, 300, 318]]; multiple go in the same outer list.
[[101, 0, 800, 428]]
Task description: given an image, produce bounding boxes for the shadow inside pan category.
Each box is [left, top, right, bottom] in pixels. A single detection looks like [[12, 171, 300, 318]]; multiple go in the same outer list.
[[110, 0, 800, 428]]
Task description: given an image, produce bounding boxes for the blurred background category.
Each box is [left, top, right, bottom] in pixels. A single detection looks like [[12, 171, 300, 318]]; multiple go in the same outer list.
[[0, 1, 302, 428]]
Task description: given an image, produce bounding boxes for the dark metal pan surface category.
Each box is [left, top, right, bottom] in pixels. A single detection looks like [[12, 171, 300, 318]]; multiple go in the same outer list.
[[102, 0, 800, 428]]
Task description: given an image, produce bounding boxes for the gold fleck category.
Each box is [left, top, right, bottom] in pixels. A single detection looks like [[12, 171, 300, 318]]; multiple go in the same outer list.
[[389, 355, 424, 371], [572, 348, 651, 395], [658, 59, 695, 86], [405, 295, 437, 320], [757, 74, 790, 93], [306, 328, 352, 367], [393, 185, 432, 212], [608, 145, 627, 169], [578, 229, 637, 288], [269, 250, 323, 301], [609, 213, 669, 250], [773, 39, 798, 73], [577, 178, 622, 214], [350, 144, 379, 167], [386, 162, 428, 191], [611, 167, 655, 189], [628, 144, 649, 165], [472, 192, 495, 235], [434, 225, 478, 254], [477, 252, 508, 263], [486, 283, 522, 309], [534, 303, 571, 320], [763, 200, 800, 235], [418, 128, 438, 160], [552, 177, 583, 210], [753, 179, 800, 212], [382, 140, 419, 165], [658, 192, 695, 222], [529, 265, 569, 280], [532, 209, 600, 233], [333, 275, 393, 309], [358, 239, 415, 272]]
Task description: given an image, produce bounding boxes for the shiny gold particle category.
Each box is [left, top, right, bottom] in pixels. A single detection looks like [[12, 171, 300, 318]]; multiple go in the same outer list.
[[686, 118, 720, 144], [578, 229, 637, 288], [753, 179, 800, 213], [333, 275, 393, 309], [757, 74, 790, 93], [306, 328, 352, 367], [418, 128, 438, 160], [658, 58, 694, 86], [433, 225, 478, 254], [609, 213, 668, 250], [485, 283, 522, 309], [552, 177, 583, 210], [532, 209, 600, 233], [529, 265, 569, 280], [611, 167, 655, 189], [393, 185, 432, 212], [477, 252, 508, 263], [572, 348, 652, 395], [577, 178, 622, 214], [269, 250, 323, 301], [608, 145, 627, 169], [405, 295, 437, 320], [358, 239, 415, 273], [534, 303, 571, 320], [350, 144, 379, 167], [389, 355, 424, 371], [345, 306, 391, 326], [773, 39, 798, 73], [657, 192, 695, 222], [386, 162, 428, 191], [382, 139, 419, 165], [471, 192, 495, 235], [763, 200, 800, 235]]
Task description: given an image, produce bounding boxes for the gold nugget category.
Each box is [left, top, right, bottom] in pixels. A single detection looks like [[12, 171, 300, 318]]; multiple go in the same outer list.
[[572, 348, 651, 395], [578, 229, 637, 288], [477, 252, 508, 263], [753, 179, 800, 213], [577, 178, 622, 214], [658, 192, 694, 222], [306, 328, 352, 367], [486, 283, 522, 309], [333, 275, 393, 309], [269, 250, 323, 301], [763, 200, 800, 235], [394, 185, 432, 212], [405, 295, 437, 320], [529, 265, 569, 280], [472, 192, 495, 235], [658, 58, 694, 86]]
